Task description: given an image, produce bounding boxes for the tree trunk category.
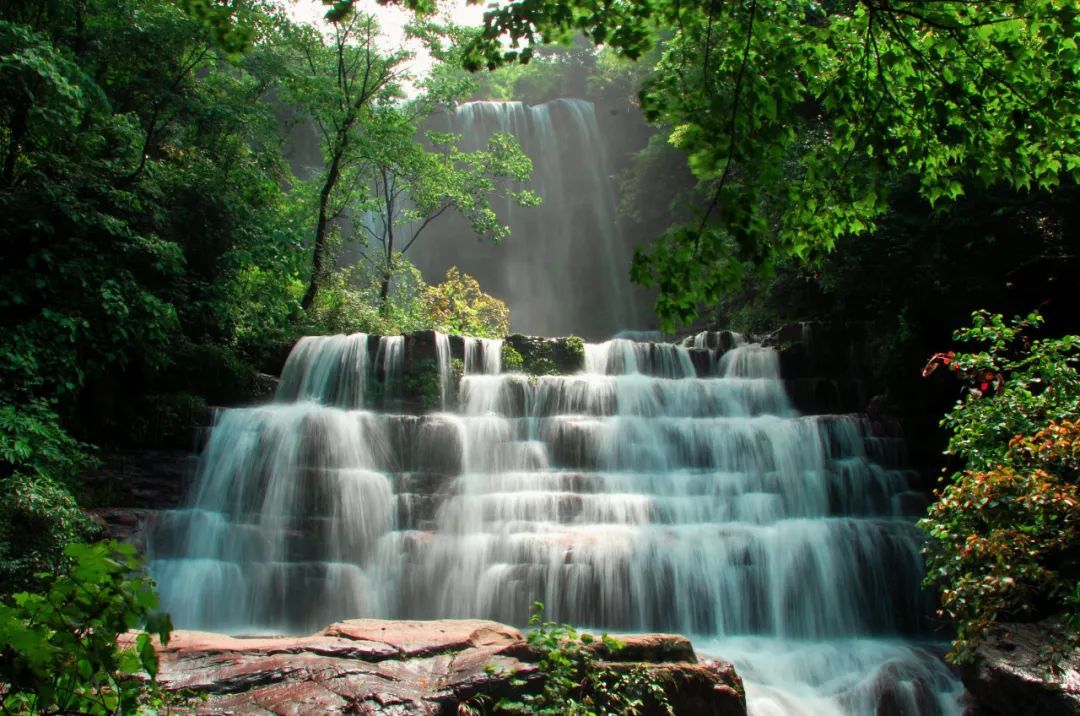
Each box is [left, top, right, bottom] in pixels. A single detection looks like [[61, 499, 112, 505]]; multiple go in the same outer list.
[[301, 149, 344, 310], [377, 167, 395, 309]]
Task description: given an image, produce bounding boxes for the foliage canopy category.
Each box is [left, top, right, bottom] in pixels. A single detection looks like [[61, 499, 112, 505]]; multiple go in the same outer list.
[[449, 0, 1079, 327]]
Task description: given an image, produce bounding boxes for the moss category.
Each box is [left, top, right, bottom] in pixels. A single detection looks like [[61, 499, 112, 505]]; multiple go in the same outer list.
[[501, 343, 525, 371]]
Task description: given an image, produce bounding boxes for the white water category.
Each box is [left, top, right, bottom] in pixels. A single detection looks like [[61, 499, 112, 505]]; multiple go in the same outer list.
[[149, 333, 965, 714], [412, 99, 648, 338], [463, 336, 503, 375], [434, 331, 452, 409]]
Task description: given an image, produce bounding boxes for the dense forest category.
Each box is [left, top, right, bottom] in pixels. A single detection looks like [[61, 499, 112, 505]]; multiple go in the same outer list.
[[1, 0, 1077, 712]]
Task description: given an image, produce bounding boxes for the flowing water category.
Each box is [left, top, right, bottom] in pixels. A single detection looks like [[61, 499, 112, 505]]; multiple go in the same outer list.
[[149, 332, 966, 715], [412, 99, 651, 338]]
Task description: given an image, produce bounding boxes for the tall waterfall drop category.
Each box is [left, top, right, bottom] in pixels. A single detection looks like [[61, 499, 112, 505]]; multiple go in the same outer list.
[[149, 332, 965, 715], [411, 99, 651, 338]]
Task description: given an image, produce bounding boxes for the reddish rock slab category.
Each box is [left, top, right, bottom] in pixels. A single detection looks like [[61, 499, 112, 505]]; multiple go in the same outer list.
[[321, 619, 523, 658], [132, 619, 746, 715]]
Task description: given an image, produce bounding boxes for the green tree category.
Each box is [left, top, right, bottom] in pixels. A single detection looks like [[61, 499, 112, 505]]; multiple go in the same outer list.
[[277, 10, 409, 310], [354, 101, 539, 304]]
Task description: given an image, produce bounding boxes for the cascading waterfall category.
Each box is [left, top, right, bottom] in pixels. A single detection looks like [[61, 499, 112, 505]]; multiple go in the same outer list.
[[410, 99, 648, 338], [434, 332, 453, 409], [149, 333, 965, 715], [463, 337, 503, 375]]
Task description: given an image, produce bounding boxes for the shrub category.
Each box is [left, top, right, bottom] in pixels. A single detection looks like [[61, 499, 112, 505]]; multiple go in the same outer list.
[[496, 603, 672, 715], [921, 310, 1080, 662], [0, 474, 100, 595], [0, 541, 173, 714], [0, 398, 100, 594], [564, 335, 585, 361], [924, 310, 1080, 471], [523, 342, 559, 376], [423, 267, 510, 339], [501, 344, 525, 371]]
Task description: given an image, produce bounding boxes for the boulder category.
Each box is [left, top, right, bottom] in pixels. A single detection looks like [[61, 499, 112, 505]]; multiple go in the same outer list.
[[961, 621, 1080, 716], [127, 619, 746, 715]]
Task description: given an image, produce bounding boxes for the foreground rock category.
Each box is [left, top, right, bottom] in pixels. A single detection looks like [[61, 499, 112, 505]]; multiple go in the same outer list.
[[962, 621, 1080, 716], [129, 619, 746, 715]]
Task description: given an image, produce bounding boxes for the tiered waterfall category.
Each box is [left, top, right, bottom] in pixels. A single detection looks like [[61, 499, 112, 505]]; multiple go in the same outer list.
[[149, 332, 965, 714]]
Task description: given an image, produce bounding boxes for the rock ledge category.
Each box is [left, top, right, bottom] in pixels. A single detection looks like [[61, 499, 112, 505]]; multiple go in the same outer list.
[[128, 619, 746, 715]]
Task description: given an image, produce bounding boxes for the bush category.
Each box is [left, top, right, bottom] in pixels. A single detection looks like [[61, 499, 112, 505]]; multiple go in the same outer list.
[[307, 260, 428, 337], [564, 336, 585, 362], [495, 603, 672, 716], [927, 310, 1080, 471], [0, 398, 100, 594], [0, 541, 173, 714], [0, 474, 100, 595], [921, 310, 1080, 662], [523, 342, 559, 377], [422, 267, 510, 339], [404, 358, 442, 411], [501, 344, 525, 371]]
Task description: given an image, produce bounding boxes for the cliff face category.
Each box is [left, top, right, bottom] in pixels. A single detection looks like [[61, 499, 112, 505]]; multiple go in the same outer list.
[[125, 619, 747, 715]]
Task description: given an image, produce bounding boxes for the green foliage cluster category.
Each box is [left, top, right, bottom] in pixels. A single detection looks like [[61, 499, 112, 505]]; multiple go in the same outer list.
[[494, 603, 672, 716], [564, 336, 585, 362], [307, 259, 512, 340], [936, 312, 1080, 468], [0, 401, 99, 593], [404, 358, 442, 411], [307, 259, 429, 337], [0, 541, 172, 714], [423, 267, 511, 339], [920, 311, 1080, 661], [523, 344, 558, 377], [501, 344, 525, 371]]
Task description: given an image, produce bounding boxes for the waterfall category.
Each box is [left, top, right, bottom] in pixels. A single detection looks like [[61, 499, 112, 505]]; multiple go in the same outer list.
[[411, 99, 648, 339], [276, 334, 370, 408], [149, 333, 965, 714], [435, 332, 452, 409], [463, 337, 503, 375], [273, 334, 404, 410]]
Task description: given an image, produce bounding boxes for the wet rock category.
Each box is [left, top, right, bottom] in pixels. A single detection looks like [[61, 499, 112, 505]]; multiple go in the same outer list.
[[962, 621, 1080, 716], [128, 619, 746, 715]]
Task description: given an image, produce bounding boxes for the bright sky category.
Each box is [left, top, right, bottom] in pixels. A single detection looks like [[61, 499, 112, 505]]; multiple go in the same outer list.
[[284, 0, 488, 85]]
